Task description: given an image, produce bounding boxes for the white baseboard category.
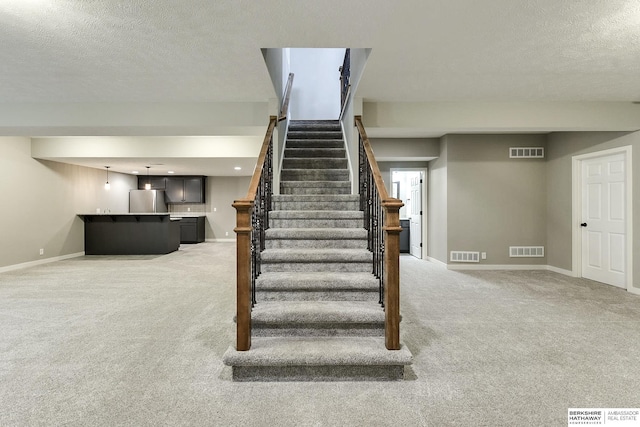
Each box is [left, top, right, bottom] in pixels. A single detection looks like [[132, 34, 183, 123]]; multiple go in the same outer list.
[[425, 256, 448, 268], [446, 264, 575, 277], [206, 238, 235, 243], [546, 265, 576, 277], [447, 264, 548, 271], [0, 252, 85, 274], [628, 286, 640, 296]]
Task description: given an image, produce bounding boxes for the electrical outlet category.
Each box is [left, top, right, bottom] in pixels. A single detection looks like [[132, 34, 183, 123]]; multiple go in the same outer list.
[[481, 252, 487, 260], [39, 248, 44, 255], [225, 232, 229, 236], [187, 207, 191, 212], [214, 207, 217, 212]]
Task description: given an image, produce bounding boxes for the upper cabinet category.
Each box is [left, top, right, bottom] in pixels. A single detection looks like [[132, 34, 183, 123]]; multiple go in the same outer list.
[[138, 176, 166, 190], [138, 176, 206, 204]]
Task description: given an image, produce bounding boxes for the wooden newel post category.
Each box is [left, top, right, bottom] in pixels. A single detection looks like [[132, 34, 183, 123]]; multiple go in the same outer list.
[[233, 198, 253, 351], [382, 198, 404, 350]]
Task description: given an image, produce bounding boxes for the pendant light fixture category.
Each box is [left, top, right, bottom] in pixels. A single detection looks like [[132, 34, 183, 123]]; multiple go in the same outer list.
[[145, 166, 151, 190], [104, 166, 111, 190]]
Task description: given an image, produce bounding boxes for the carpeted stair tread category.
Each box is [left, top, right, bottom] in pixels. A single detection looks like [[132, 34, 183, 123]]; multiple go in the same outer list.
[[284, 148, 346, 158], [273, 195, 359, 211], [265, 228, 366, 240], [282, 158, 348, 169], [223, 337, 412, 367], [288, 120, 341, 131], [280, 181, 351, 188], [256, 272, 379, 291], [280, 181, 351, 195], [285, 139, 344, 149], [270, 210, 363, 219], [261, 248, 372, 263], [252, 301, 383, 324], [273, 194, 358, 203], [286, 131, 343, 140], [280, 169, 350, 182]]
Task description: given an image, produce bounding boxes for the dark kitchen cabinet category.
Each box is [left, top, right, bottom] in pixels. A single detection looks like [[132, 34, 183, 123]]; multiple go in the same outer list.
[[165, 176, 206, 204], [165, 178, 185, 203], [138, 176, 166, 190], [178, 217, 205, 243], [400, 219, 410, 253]]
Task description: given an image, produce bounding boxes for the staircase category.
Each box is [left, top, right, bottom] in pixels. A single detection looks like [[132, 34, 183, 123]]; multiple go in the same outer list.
[[223, 120, 412, 381]]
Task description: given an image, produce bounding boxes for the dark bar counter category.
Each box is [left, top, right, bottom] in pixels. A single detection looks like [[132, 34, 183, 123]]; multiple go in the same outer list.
[[79, 213, 180, 255]]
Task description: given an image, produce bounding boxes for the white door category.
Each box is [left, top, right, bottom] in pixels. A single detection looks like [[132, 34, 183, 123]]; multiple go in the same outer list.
[[409, 174, 422, 258], [581, 153, 626, 288]]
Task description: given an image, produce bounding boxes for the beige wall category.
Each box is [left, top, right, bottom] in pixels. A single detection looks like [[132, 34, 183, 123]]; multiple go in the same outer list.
[[205, 176, 252, 241], [427, 137, 448, 262], [445, 134, 547, 265], [0, 138, 137, 269], [546, 131, 639, 290], [370, 138, 439, 161]]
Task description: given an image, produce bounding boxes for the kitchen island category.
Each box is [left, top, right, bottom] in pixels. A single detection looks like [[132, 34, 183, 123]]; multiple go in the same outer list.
[[79, 213, 180, 255]]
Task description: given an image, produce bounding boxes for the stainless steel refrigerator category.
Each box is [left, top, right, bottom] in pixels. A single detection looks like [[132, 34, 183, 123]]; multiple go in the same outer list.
[[129, 190, 168, 213]]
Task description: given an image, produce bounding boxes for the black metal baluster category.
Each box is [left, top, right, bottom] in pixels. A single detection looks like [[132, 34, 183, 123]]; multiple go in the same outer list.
[[249, 133, 275, 308], [358, 132, 386, 308]]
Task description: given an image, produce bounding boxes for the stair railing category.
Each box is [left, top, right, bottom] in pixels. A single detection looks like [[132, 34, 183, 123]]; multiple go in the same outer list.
[[279, 73, 294, 122], [339, 48, 351, 117], [232, 115, 277, 351], [355, 116, 403, 351]]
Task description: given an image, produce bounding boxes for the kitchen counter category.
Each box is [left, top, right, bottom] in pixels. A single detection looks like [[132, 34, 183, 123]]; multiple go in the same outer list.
[[169, 213, 206, 219], [79, 213, 180, 255]]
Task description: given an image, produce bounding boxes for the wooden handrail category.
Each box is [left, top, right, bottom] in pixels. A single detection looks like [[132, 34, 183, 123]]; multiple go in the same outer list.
[[245, 116, 277, 200], [354, 115, 403, 350], [232, 115, 277, 351], [355, 117, 390, 200], [279, 73, 294, 122]]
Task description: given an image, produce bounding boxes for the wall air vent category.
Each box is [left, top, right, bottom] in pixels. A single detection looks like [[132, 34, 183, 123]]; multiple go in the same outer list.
[[450, 251, 480, 263], [509, 246, 545, 257], [510, 147, 544, 158]]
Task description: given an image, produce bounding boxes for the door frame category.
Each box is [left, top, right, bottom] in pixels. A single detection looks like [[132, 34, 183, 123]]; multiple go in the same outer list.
[[390, 168, 428, 260], [571, 146, 633, 292]]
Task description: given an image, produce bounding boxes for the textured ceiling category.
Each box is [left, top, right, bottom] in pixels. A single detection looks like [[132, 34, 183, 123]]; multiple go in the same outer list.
[[2, 0, 640, 104], [3, 0, 640, 175]]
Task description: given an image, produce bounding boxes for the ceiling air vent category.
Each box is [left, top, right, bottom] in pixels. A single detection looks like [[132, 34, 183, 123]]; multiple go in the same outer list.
[[450, 251, 480, 263], [510, 147, 544, 159], [509, 246, 544, 257]]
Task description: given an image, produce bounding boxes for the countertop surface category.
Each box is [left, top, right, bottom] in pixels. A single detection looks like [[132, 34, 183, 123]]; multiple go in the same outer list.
[[169, 213, 206, 218], [79, 212, 170, 216]]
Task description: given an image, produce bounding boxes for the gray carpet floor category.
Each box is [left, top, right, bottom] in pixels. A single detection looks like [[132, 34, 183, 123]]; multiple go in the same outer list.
[[1, 243, 638, 426]]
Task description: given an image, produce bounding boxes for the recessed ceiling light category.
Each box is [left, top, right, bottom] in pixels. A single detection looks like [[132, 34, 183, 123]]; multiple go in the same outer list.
[[234, 167, 242, 170], [168, 171, 175, 174], [132, 170, 139, 174]]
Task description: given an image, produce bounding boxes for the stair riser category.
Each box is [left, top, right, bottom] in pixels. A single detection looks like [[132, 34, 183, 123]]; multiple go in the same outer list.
[[270, 219, 363, 228], [279, 186, 351, 195], [284, 148, 346, 159], [261, 263, 372, 273], [231, 365, 405, 382], [265, 239, 367, 249], [252, 325, 383, 338], [287, 131, 343, 140], [286, 140, 344, 149], [256, 290, 378, 302], [288, 122, 341, 132], [282, 159, 348, 170], [273, 201, 359, 210], [280, 170, 350, 181]]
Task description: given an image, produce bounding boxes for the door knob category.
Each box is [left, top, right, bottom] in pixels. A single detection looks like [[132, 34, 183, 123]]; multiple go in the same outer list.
[[581, 223, 588, 227]]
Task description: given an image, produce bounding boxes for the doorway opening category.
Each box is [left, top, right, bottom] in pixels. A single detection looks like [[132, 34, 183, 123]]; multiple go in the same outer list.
[[391, 169, 427, 259]]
